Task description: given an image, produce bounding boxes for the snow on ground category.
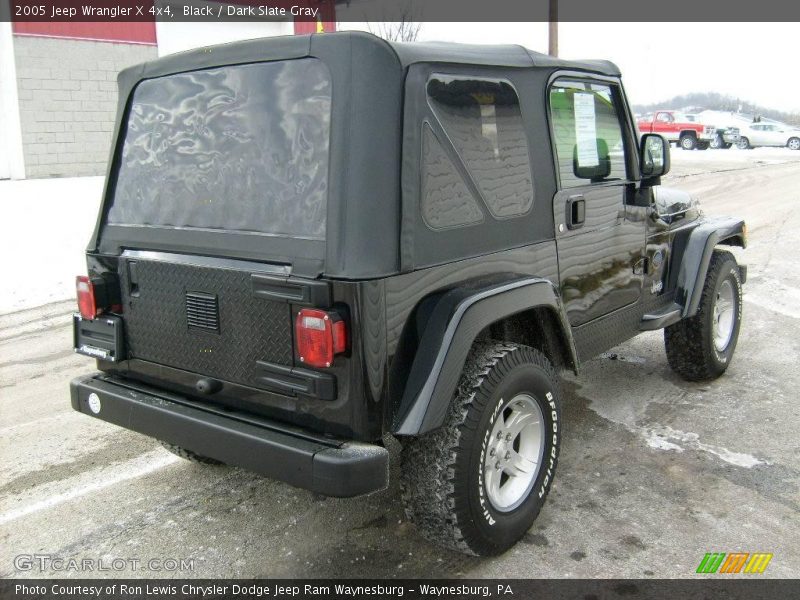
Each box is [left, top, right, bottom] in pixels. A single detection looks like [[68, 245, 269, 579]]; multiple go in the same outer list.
[[0, 146, 799, 314], [668, 145, 800, 177], [671, 145, 799, 164], [0, 176, 104, 313]]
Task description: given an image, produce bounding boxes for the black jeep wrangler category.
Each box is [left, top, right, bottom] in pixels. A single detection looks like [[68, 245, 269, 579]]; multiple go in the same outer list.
[[70, 32, 746, 556]]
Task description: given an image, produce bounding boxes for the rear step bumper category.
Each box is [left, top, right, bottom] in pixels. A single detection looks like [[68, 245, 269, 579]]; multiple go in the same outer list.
[[70, 374, 388, 497]]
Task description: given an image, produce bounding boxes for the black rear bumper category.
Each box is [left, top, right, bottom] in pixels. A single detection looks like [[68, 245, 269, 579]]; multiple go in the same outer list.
[[70, 374, 388, 497]]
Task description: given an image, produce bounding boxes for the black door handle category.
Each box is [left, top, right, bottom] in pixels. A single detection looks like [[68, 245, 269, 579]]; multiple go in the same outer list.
[[566, 195, 586, 230]]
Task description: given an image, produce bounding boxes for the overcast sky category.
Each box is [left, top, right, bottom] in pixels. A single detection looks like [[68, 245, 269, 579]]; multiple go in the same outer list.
[[339, 22, 800, 113]]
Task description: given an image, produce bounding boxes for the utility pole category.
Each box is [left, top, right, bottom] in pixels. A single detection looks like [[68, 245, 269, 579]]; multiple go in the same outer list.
[[548, 0, 558, 57]]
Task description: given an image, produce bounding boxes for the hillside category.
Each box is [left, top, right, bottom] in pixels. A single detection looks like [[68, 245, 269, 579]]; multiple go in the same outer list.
[[632, 92, 800, 126]]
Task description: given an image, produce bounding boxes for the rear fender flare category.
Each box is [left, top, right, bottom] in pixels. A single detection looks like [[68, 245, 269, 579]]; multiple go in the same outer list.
[[675, 217, 746, 318], [392, 278, 577, 436]]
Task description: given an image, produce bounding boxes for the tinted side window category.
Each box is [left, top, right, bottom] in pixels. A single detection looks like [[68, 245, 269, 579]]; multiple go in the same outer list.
[[549, 80, 627, 189], [420, 125, 484, 229], [423, 76, 534, 225]]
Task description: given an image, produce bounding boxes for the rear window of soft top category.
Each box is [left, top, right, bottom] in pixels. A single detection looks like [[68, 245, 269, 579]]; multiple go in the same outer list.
[[108, 58, 331, 241]]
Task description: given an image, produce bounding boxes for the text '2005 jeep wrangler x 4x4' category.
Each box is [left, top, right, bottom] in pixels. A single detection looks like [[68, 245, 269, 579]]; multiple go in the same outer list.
[[71, 32, 746, 556]]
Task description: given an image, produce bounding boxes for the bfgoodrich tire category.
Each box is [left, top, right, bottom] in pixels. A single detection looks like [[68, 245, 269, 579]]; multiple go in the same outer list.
[[401, 341, 561, 556], [160, 441, 223, 465], [664, 250, 743, 381]]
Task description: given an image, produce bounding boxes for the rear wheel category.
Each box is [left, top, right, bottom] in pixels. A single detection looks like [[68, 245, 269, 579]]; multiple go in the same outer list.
[[697, 141, 710, 150], [680, 134, 697, 150], [788, 137, 800, 151], [665, 250, 742, 381], [737, 137, 750, 149], [401, 341, 561, 556], [160, 441, 223, 465]]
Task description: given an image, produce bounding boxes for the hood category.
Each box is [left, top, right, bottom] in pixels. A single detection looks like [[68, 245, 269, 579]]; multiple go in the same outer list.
[[653, 186, 702, 224]]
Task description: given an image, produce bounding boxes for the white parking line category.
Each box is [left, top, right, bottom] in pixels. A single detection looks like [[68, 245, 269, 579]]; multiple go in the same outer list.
[[0, 451, 179, 526], [0, 413, 70, 436]]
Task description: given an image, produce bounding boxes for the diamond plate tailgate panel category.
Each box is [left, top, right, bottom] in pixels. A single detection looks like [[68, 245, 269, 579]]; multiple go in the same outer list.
[[120, 257, 293, 390]]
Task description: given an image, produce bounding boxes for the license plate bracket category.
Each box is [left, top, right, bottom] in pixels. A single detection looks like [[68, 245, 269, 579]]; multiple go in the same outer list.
[[73, 314, 126, 362]]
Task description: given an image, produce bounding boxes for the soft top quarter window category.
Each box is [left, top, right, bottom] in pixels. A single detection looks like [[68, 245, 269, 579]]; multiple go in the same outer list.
[[422, 74, 534, 229]]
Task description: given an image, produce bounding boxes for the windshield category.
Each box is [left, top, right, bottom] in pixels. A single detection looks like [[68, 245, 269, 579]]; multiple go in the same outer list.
[[108, 58, 331, 241]]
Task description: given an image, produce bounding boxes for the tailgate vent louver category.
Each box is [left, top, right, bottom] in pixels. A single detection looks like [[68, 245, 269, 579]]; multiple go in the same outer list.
[[185, 292, 220, 332]]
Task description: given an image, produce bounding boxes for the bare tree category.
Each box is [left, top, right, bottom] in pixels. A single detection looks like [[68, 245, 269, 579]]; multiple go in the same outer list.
[[359, 0, 422, 42], [367, 19, 422, 42]]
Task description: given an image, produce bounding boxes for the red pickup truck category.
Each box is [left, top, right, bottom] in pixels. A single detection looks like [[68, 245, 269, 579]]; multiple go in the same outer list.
[[637, 110, 716, 150]]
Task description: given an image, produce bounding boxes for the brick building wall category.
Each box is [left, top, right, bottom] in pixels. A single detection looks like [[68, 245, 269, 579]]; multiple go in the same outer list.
[[13, 36, 157, 178]]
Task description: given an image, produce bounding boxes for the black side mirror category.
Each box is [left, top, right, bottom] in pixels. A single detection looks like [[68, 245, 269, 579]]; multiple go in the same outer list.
[[640, 133, 670, 184], [573, 139, 611, 182]]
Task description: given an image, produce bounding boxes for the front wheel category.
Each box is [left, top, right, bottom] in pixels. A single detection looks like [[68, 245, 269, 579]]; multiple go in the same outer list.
[[737, 137, 751, 150], [664, 250, 742, 381], [401, 342, 561, 556], [709, 134, 723, 149], [788, 137, 800, 151]]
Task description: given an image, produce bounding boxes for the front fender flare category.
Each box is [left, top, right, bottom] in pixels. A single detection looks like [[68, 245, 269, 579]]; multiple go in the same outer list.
[[675, 216, 746, 318], [392, 277, 576, 436]]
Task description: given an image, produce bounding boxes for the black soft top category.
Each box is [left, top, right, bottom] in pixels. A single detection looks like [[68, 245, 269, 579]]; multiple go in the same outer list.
[[116, 31, 620, 80], [93, 32, 622, 279], [387, 38, 619, 75]]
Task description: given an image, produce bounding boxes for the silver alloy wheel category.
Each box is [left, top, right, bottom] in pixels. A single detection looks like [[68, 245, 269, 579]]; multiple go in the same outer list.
[[483, 393, 545, 512], [789, 138, 800, 151], [713, 279, 736, 352], [710, 134, 721, 149], [681, 136, 694, 150]]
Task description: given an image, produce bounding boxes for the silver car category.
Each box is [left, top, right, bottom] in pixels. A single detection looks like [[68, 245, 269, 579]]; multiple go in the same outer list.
[[737, 123, 800, 150]]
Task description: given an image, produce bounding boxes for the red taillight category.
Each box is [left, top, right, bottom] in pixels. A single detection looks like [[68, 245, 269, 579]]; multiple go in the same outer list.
[[295, 308, 347, 368], [76, 275, 98, 320]]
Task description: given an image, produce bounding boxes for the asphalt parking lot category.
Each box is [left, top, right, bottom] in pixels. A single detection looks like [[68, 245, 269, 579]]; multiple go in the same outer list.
[[1, 148, 799, 579]]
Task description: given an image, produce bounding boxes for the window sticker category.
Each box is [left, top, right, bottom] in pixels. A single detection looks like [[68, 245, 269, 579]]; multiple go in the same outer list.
[[574, 93, 599, 167]]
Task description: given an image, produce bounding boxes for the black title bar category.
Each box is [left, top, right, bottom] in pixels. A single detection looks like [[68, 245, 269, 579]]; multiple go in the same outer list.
[[3, 0, 800, 22], [2, 579, 800, 600]]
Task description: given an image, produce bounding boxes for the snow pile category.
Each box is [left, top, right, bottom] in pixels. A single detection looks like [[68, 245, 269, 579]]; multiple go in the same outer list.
[[0, 176, 104, 313]]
